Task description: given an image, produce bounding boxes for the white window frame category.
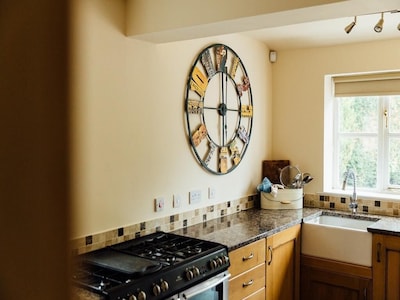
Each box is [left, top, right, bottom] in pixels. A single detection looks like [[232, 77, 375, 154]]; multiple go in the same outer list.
[[323, 71, 400, 201]]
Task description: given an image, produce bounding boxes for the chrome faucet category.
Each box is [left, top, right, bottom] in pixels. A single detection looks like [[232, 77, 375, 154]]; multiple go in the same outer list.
[[342, 169, 357, 214]]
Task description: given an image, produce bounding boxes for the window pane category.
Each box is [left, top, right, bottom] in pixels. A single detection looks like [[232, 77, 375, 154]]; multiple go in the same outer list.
[[338, 97, 379, 133], [389, 137, 400, 186], [339, 137, 377, 189], [389, 96, 400, 133]]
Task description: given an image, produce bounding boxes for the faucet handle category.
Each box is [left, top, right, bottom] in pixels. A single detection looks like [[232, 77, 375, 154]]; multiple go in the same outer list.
[[349, 202, 358, 209]]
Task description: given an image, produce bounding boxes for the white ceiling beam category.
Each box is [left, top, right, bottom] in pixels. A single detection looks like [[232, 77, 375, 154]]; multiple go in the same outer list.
[[125, 0, 399, 43]]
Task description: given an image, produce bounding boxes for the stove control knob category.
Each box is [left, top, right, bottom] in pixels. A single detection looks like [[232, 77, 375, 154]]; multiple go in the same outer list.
[[137, 291, 146, 300], [222, 255, 229, 265], [217, 257, 223, 266], [153, 284, 161, 296], [210, 259, 218, 269], [186, 269, 194, 280], [160, 280, 169, 292], [129, 296, 137, 300], [193, 266, 200, 277]]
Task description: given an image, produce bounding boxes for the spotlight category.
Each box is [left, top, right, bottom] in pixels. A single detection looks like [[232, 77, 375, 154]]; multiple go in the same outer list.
[[344, 16, 357, 34], [374, 12, 384, 32]]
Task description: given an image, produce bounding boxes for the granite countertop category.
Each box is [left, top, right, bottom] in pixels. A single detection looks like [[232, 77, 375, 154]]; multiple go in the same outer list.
[[367, 216, 400, 236], [172, 208, 321, 251], [72, 288, 102, 300], [172, 208, 400, 250]]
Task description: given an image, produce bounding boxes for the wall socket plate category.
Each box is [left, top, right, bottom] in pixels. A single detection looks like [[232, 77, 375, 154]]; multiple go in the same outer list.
[[189, 190, 201, 204], [154, 197, 165, 212], [173, 194, 182, 208], [208, 187, 216, 199]]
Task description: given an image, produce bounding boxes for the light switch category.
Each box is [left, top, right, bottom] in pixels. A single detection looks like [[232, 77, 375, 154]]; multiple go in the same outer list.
[[155, 197, 165, 212]]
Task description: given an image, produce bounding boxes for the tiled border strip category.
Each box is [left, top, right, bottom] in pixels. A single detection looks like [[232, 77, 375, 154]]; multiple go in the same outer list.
[[72, 192, 400, 254], [71, 195, 258, 255], [304, 193, 400, 217]]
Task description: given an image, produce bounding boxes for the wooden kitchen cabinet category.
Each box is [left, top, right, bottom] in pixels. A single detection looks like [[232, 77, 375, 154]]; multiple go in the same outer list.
[[266, 224, 301, 300], [300, 255, 372, 300], [229, 239, 266, 300], [372, 234, 400, 300]]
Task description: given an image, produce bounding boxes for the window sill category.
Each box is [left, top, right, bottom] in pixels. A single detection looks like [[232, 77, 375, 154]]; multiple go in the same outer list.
[[320, 190, 400, 201]]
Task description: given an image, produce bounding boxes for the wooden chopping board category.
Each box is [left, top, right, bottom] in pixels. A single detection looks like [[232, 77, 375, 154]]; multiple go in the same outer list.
[[262, 160, 290, 184]]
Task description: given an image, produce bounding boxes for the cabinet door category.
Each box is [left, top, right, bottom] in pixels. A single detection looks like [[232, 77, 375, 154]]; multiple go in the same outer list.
[[373, 234, 400, 300], [266, 224, 301, 300], [301, 255, 372, 300]]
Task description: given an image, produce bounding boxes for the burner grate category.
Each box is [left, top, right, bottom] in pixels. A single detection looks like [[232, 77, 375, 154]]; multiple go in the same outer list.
[[112, 233, 213, 265]]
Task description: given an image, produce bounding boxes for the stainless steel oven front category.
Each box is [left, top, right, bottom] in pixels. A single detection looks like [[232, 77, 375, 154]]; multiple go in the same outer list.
[[168, 270, 230, 300]]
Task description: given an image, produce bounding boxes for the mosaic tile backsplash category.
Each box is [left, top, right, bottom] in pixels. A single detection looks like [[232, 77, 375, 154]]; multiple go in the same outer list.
[[71, 192, 399, 254], [304, 193, 400, 217], [71, 195, 258, 255]]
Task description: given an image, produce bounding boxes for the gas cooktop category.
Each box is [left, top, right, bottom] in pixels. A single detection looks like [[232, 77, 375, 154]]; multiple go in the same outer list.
[[73, 231, 230, 300]]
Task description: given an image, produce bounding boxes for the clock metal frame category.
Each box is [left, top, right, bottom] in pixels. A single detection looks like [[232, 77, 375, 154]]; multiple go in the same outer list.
[[185, 44, 253, 175]]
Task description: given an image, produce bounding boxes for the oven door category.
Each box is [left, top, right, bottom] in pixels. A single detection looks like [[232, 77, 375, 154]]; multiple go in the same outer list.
[[178, 271, 230, 300]]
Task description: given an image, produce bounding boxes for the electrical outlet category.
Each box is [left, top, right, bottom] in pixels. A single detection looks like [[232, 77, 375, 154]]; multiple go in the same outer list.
[[155, 197, 165, 212], [173, 194, 182, 208], [208, 187, 216, 199], [189, 190, 202, 204]]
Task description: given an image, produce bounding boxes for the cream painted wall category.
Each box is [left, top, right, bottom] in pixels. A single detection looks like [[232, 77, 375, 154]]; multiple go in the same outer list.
[[271, 39, 400, 195], [70, 0, 272, 238]]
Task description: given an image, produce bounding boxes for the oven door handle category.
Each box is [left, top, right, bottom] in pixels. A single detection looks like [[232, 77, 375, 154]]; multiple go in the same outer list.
[[182, 272, 231, 299]]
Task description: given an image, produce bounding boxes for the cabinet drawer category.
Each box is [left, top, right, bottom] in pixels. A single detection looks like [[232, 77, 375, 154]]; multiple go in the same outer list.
[[243, 287, 265, 300], [229, 263, 265, 300], [229, 239, 265, 277]]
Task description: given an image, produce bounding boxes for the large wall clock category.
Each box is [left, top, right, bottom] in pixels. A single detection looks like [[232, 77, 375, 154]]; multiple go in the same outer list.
[[185, 44, 253, 175]]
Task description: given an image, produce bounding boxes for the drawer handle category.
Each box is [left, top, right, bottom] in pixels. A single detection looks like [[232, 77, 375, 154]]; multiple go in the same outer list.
[[377, 242, 381, 263], [268, 246, 273, 265], [242, 252, 254, 261], [243, 279, 254, 287]]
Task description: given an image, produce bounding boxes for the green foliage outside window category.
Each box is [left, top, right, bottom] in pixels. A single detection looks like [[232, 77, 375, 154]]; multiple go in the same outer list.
[[337, 96, 400, 190]]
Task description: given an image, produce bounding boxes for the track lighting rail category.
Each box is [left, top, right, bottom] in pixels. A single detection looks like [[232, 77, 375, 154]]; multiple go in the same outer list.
[[344, 9, 400, 34]]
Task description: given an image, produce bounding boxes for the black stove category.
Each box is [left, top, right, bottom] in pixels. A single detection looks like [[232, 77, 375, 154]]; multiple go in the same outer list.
[[73, 231, 230, 300]]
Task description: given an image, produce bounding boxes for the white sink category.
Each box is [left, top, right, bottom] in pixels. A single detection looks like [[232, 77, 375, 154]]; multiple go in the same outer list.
[[301, 214, 379, 267], [308, 215, 377, 230]]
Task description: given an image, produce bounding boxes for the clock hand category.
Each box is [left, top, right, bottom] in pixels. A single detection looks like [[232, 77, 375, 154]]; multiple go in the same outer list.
[[221, 68, 226, 146], [203, 106, 238, 113], [224, 67, 228, 145]]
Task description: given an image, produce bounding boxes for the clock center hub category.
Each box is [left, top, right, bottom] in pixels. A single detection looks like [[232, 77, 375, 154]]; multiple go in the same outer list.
[[218, 103, 227, 116]]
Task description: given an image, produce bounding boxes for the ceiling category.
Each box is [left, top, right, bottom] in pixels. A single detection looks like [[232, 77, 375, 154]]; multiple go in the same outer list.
[[242, 2, 400, 50], [126, 0, 400, 47]]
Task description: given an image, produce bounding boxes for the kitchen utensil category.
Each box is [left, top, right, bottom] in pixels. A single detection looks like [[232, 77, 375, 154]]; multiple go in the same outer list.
[[280, 165, 302, 188], [302, 173, 313, 186]]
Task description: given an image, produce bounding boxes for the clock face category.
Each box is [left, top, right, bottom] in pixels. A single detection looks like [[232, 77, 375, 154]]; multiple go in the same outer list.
[[185, 44, 253, 175]]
